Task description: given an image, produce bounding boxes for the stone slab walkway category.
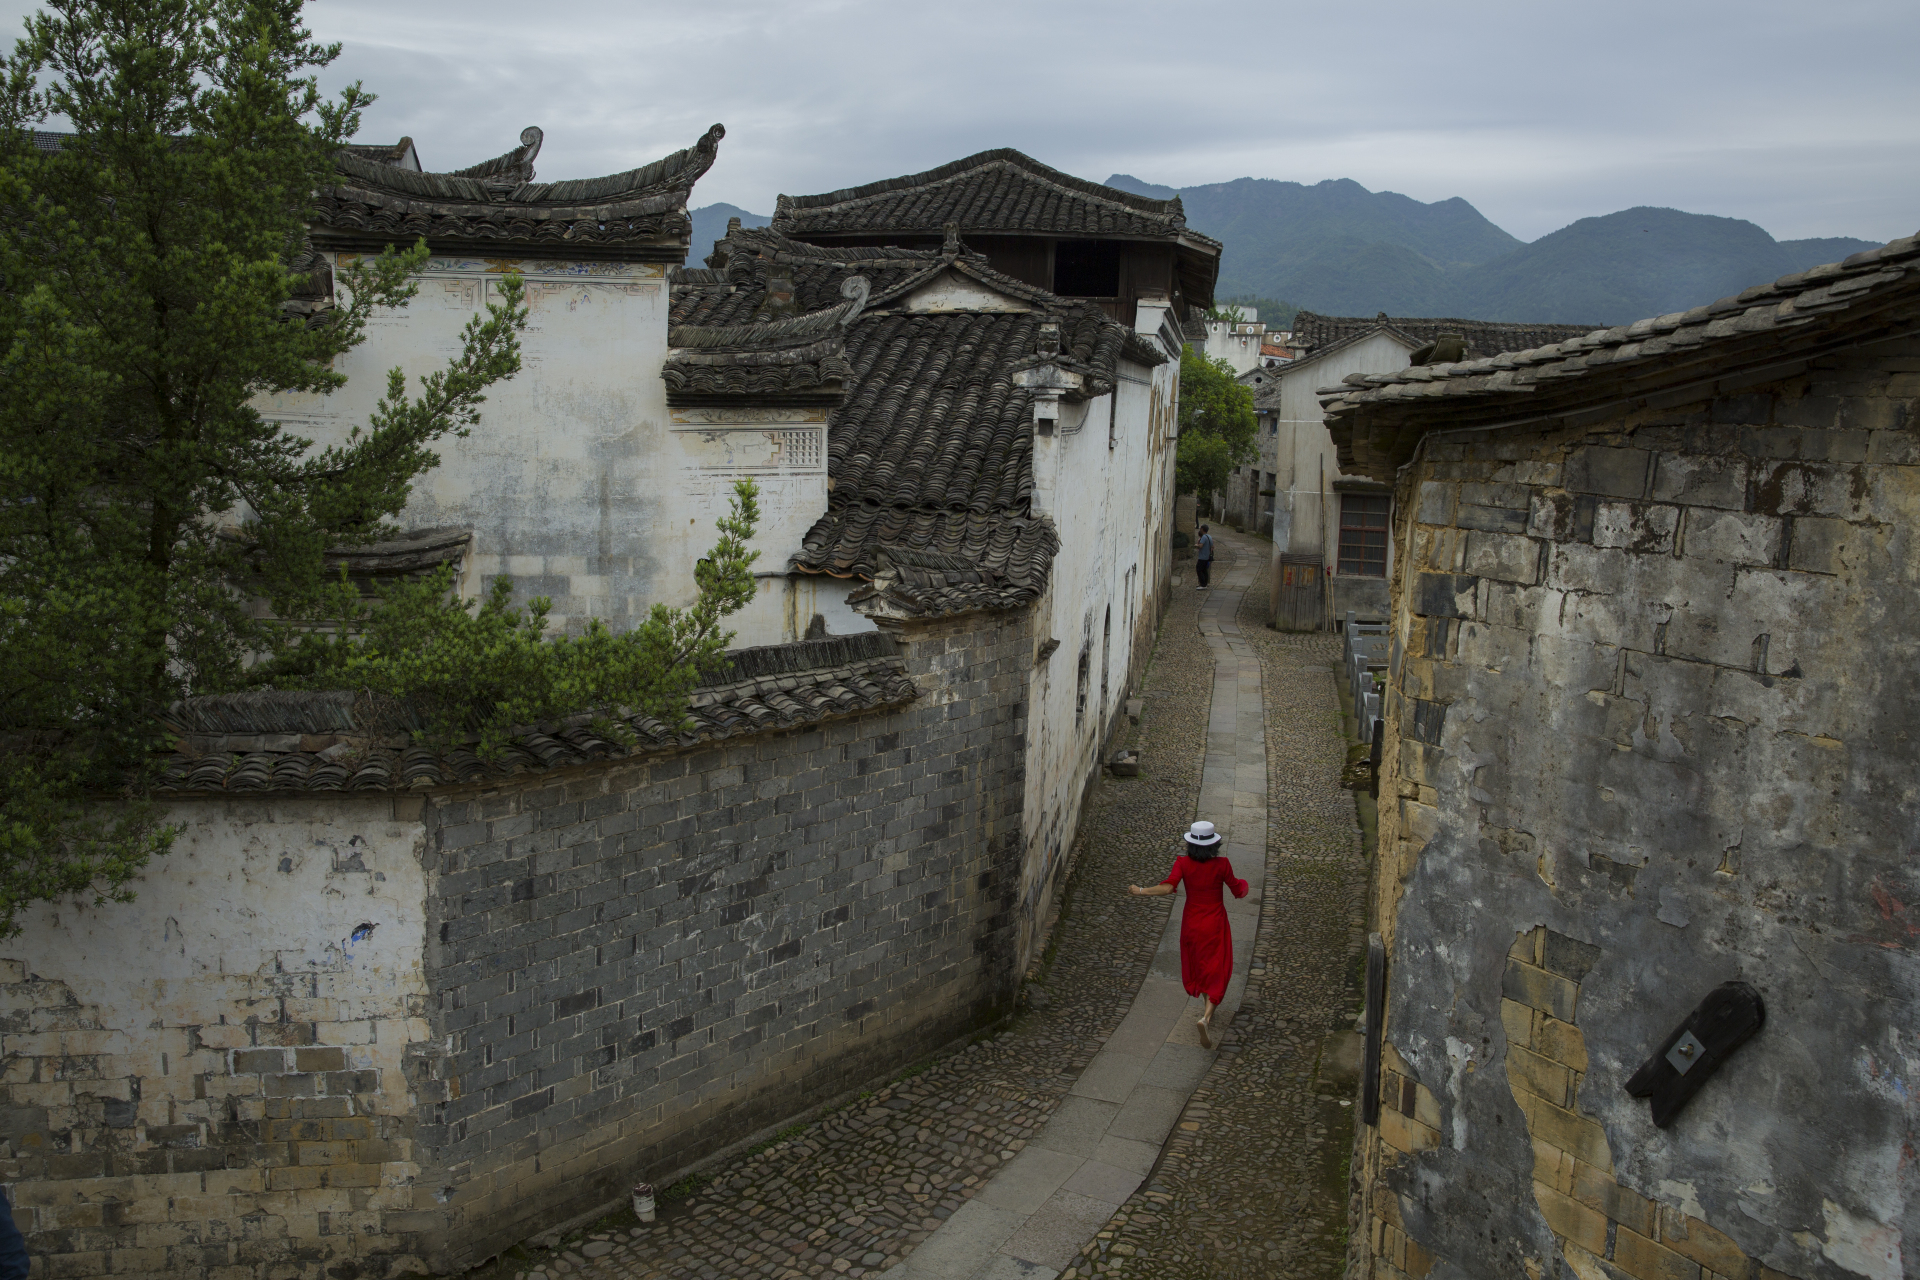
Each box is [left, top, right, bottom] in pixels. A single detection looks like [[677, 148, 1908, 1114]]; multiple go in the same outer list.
[[1061, 555, 1371, 1280], [889, 543, 1269, 1280]]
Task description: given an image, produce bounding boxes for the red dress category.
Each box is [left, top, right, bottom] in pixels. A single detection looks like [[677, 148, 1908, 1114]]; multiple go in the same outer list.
[[1160, 854, 1250, 1004]]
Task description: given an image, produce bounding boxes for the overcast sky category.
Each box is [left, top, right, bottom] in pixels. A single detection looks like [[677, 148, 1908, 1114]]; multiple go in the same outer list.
[[5, 0, 1917, 245]]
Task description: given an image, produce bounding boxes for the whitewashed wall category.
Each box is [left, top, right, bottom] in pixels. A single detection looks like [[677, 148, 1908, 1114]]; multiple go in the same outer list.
[[1265, 330, 1413, 621], [1200, 313, 1266, 376], [262, 254, 828, 648], [1227, 365, 1286, 534], [1016, 351, 1177, 964]]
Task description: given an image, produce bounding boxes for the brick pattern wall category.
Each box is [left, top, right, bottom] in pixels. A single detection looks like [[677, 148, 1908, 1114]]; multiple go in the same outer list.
[[1, 949, 429, 1279], [0, 792, 435, 1280], [411, 612, 1032, 1271], [1504, 928, 1800, 1280], [1352, 340, 1920, 1280]]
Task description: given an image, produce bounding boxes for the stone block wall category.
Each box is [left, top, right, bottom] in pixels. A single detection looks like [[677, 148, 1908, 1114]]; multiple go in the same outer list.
[[0, 796, 434, 1280], [408, 610, 1032, 1272], [2, 610, 1033, 1279], [1352, 339, 1920, 1280]]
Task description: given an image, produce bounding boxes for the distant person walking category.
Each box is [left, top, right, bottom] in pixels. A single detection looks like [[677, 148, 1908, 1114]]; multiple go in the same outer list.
[[1195, 524, 1213, 589], [1129, 820, 1248, 1046], [0, 1187, 29, 1280]]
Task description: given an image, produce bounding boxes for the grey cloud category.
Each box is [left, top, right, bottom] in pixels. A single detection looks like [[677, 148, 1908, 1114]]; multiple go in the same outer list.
[[1, 0, 1913, 243]]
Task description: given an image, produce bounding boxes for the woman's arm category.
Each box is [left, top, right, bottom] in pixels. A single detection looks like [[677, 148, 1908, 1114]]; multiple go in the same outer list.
[[1128, 883, 1175, 896], [1224, 858, 1250, 898]]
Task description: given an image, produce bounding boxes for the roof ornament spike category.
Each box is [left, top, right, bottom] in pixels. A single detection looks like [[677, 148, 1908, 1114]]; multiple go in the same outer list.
[[839, 275, 870, 328], [450, 125, 543, 193]]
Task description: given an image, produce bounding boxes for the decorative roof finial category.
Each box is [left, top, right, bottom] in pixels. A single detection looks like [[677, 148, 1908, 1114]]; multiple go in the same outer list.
[[1037, 322, 1061, 357], [943, 221, 960, 256], [451, 125, 543, 192], [1409, 331, 1467, 367], [754, 269, 798, 322], [839, 275, 870, 327]]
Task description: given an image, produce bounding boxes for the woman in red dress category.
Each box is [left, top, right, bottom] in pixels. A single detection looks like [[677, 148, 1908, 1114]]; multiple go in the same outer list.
[[1128, 820, 1249, 1045]]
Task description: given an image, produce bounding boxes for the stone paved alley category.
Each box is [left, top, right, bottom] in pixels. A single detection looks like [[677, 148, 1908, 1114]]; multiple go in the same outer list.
[[499, 528, 1367, 1280]]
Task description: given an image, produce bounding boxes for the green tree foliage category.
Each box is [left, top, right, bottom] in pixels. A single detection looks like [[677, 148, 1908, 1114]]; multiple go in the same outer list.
[[263, 481, 763, 758], [1216, 294, 1298, 328], [0, 0, 532, 935], [1173, 346, 1256, 499], [0, 4, 769, 943]]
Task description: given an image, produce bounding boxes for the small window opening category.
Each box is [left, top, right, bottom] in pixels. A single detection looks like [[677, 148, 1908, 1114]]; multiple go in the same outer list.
[[1076, 648, 1091, 720], [1053, 240, 1121, 297], [1338, 493, 1391, 577]]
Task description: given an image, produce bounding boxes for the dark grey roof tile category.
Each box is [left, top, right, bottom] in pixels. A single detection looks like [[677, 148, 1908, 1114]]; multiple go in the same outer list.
[[158, 634, 915, 794], [771, 149, 1206, 243], [311, 125, 724, 251], [1289, 310, 1600, 362]]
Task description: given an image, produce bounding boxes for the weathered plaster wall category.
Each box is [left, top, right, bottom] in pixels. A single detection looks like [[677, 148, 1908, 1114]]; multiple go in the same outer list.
[[265, 255, 825, 647], [1265, 330, 1411, 627], [407, 610, 1032, 1272], [1200, 317, 1267, 376], [1222, 414, 1278, 536], [1, 796, 434, 1279], [1017, 353, 1176, 968], [1355, 338, 1920, 1280], [760, 572, 877, 644]]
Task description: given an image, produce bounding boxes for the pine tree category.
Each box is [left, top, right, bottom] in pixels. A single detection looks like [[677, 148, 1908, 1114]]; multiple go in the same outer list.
[[0, 2, 759, 937]]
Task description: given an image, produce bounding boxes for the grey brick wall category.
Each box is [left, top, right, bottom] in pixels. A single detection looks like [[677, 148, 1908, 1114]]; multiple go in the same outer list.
[[411, 612, 1031, 1270]]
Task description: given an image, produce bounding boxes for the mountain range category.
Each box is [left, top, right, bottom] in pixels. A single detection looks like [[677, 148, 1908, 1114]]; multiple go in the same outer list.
[[688, 180, 1884, 329], [688, 202, 771, 266], [1106, 175, 1882, 327]]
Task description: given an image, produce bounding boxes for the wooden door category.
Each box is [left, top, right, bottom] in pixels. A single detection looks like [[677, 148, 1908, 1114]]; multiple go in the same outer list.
[[1274, 554, 1323, 630]]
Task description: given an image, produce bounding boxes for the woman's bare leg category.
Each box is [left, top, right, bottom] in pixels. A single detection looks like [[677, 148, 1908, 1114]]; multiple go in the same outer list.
[[1197, 996, 1215, 1028]]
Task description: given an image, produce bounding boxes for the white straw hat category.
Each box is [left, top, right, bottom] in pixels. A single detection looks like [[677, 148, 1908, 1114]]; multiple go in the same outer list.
[[1185, 821, 1221, 846]]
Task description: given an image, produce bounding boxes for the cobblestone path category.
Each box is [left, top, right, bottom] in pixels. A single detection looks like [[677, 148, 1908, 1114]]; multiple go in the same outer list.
[[1061, 543, 1370, 1280], [504, 544, 1233, 1280], [886, 525, 1267, 1278]]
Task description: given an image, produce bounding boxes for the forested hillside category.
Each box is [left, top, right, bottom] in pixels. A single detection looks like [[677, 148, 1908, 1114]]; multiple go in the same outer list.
[[1108, 174, 1880, 325], [696, 181, 1880, 327]]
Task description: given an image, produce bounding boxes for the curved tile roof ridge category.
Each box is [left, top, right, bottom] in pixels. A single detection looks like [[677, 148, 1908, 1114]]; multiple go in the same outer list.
[[776, 147, 1183, 219], [156, 632, 916, 794], [719, 225, 955, 264], [326, 123, 724, 210], [1319, 230, 1920, 416], [669, 276, 869, 351]]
